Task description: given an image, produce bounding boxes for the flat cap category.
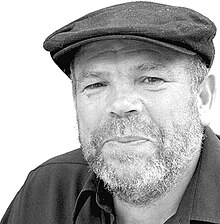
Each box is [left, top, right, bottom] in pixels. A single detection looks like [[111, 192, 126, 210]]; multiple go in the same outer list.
[[43, 1, 216, 78]]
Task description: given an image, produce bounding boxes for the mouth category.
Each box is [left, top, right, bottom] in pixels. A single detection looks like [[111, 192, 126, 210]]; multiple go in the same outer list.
[[104, 136, 150, 144], [102, 136, 157, 155]]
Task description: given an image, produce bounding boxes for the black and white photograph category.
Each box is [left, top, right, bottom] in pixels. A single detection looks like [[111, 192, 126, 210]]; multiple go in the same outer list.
[[1, 0, 220, 223]]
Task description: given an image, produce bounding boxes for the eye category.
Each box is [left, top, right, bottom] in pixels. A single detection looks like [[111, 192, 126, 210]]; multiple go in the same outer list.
[[84, 82, 107, 90], [141, 77, 165, 85]]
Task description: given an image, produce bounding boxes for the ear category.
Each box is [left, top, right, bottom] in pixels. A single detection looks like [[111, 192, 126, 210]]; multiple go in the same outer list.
[[197, 74, 216, 126]]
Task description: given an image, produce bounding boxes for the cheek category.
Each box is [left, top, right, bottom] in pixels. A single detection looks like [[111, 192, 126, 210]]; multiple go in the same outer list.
[[146, 90, 194, 128], [76, 95, 106, 132]]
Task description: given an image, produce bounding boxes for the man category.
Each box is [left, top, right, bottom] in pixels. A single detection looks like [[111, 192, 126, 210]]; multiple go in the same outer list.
[[1, 1, 219, 224]]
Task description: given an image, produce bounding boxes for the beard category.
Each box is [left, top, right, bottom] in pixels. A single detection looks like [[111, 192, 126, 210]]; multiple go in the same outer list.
[[78, 96, 204, 206]]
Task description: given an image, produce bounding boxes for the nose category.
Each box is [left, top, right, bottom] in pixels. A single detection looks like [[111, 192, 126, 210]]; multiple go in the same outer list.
[[107, 89, 144, 118]]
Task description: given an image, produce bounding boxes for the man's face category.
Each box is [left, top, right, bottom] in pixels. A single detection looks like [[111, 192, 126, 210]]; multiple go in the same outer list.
[[74, 39, 204, 206]]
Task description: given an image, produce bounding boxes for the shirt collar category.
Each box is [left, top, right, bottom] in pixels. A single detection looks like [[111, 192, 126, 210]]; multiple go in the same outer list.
[[73, 126, 220, 224]]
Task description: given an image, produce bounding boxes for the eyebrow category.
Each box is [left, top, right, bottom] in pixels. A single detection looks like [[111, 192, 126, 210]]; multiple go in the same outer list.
[[131, 63, 166, 72], [77, 71, 110, 84]]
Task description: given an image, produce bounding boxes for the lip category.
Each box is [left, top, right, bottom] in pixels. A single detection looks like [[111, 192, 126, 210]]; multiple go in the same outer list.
[[104, 136, 150, 144]]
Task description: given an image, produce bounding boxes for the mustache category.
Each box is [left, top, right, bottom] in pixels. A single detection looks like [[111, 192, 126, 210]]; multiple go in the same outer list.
[[89, 114, 164, 147]]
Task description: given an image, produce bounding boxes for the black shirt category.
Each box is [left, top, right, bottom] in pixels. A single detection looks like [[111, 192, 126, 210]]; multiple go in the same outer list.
[[1, 127, 220, 224]]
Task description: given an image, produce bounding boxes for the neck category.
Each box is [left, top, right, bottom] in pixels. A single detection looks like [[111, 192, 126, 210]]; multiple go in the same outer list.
[[114, 152, 200, 224]]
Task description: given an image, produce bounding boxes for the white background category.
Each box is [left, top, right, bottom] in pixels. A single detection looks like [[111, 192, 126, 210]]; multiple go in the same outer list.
[[0, 0, 219, 218]]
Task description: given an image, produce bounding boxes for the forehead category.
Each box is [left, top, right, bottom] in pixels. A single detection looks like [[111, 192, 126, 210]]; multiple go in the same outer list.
[[73, 40, 193, 82], [74, 39, 191, 66]]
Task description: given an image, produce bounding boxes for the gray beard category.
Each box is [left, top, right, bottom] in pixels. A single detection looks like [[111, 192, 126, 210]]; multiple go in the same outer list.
[[79, 99, 204, 206]]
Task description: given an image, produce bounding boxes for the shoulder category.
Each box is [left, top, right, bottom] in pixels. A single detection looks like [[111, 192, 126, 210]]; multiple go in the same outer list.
[[21, 148, 90, 199], [1, 149, 91, 223], [28, 148, 90, 192], [29, 148, 89, 185], [40, 147, 87, 166]]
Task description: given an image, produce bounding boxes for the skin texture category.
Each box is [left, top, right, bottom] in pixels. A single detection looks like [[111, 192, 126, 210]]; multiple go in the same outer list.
[[72, 39, 215, 223]]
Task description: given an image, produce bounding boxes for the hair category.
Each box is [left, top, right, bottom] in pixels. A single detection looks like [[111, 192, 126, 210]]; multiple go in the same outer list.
[[69, 54, 209, 97], [187, 56, 209, 93], [70, 59, 77, 98]]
